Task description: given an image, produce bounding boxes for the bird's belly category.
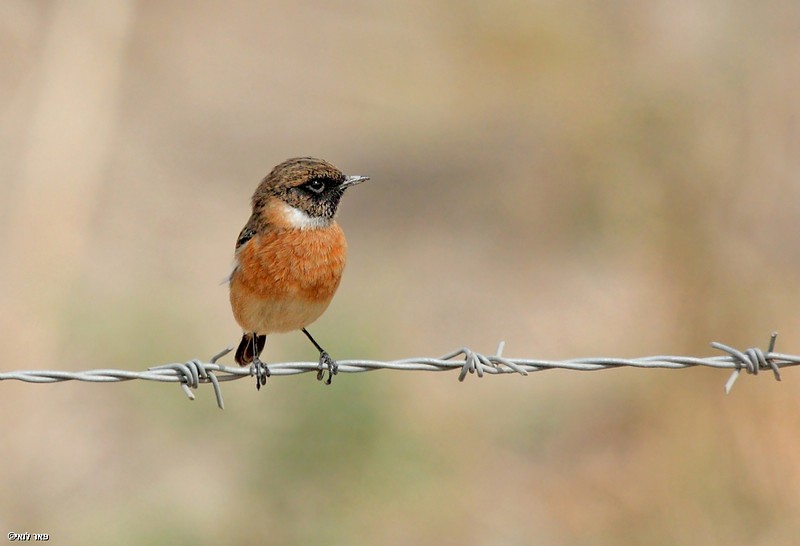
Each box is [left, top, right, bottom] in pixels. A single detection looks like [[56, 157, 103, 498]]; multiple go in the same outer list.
[[229, 225, 347, 334], [233, 295, 333, 333]]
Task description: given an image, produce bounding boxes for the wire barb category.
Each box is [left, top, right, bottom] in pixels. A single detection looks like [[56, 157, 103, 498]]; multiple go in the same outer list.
[[0, 334, 794, 409], [715, 332, 782, 394], [148, 347, 232, 409]]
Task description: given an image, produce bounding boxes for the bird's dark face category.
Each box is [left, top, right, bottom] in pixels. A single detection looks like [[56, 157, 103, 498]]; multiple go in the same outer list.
[[253, 157, 368, 227]]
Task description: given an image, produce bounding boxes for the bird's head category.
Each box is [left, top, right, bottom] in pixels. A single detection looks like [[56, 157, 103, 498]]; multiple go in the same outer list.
[[253, 157, 369, 229]]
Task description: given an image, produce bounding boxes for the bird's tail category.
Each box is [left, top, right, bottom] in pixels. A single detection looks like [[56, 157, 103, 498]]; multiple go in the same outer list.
[[235, 333, 266, 366]]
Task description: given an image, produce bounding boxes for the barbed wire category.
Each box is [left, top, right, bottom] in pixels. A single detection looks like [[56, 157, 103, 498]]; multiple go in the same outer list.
[[0, 333, 794, 410]]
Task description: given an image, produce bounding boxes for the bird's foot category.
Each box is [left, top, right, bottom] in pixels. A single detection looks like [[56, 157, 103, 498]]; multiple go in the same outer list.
[[252, 357, 270, 390], [316, 351, 338, 385]]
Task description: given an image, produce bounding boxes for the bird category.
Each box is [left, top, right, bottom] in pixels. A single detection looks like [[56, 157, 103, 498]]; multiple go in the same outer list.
[[227, 157, 369, 389]]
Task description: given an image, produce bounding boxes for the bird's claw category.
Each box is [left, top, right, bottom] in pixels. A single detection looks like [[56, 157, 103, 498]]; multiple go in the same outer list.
[[252, 357, 270, 390], [317, 351, 338, 385]]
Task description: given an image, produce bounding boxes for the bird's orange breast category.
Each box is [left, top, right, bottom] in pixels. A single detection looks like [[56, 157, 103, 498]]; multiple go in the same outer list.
[[229, 224, 347, 333]]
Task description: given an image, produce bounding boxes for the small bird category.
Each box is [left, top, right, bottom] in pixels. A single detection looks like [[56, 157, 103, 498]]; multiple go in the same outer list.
[[228, 157, 369, 389]]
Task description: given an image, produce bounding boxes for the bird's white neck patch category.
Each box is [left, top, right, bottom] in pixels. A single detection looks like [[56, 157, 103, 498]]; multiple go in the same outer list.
[[281, 202, 331, 230]]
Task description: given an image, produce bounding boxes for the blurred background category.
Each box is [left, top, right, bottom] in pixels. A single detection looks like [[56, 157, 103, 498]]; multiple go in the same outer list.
[[2, 1, 800, 544]]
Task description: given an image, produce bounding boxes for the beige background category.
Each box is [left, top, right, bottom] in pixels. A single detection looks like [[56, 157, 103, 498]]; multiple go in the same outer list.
[[2, 1, 800, 544]]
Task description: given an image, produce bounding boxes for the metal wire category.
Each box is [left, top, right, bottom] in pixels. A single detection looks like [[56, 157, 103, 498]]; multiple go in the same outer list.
[[0, 333, 793, 410]]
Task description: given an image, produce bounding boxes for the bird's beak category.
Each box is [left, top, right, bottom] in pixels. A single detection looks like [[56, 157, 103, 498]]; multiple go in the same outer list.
[[340, 175, 370, 189]]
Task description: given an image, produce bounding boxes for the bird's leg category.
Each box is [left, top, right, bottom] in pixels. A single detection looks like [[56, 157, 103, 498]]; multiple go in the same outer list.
[[251, 334, 270, 390], [302, 328, 337, 385]]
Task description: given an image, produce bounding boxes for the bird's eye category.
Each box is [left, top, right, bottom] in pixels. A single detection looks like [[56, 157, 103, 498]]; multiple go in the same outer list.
[[305, 179, 326, 193]]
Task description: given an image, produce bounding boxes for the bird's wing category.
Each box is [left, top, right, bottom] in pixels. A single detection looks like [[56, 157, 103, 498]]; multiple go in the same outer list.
[[223, 214, 259, 285], [235, 213, 259, 250]]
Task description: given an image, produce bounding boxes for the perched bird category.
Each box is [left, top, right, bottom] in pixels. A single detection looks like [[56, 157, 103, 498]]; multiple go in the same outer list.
[[228, 157, 369, 388]]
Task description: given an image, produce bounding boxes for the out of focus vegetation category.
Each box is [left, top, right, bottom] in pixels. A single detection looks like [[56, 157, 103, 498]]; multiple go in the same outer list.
[[2, 1, 799, 544]]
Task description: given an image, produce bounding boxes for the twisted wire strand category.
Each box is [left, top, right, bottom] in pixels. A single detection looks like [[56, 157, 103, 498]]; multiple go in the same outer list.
[[0, 333, 792, 410]]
